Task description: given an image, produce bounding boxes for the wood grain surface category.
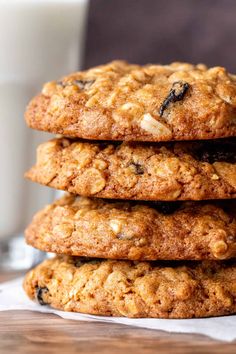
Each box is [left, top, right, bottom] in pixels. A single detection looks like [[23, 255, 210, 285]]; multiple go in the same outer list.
[[0, 271, 236, 354]]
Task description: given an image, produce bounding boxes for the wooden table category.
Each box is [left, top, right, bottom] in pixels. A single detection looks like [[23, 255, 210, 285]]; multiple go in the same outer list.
[[0, 272, 235, 354]]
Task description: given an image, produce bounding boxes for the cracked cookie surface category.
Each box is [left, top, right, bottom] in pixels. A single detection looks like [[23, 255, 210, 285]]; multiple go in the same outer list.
[[25, 194, 236, 260], [25, 138, 236, 201], [25, 61, 236, 142], [23, 256, 236, 318]]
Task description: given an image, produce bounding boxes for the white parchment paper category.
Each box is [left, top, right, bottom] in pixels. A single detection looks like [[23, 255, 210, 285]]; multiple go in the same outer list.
[[0, 277, 236, 342]]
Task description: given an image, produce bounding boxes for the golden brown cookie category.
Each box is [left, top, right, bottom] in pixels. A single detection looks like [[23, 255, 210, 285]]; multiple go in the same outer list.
[[25, 138, 236, 201], [25, 194, 236, 261], [25, 61, 236, 142], [23, 256, 236, 318]]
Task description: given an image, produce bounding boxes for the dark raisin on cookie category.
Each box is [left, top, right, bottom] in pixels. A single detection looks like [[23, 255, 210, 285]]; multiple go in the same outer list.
[[73, 79, 95, 90], [159, 81, 190, 116], [35, 286, 49, 305], [56, 81, 66, 87], [129, 162, 145, 175], [152, 201, 181, 214], [56, 79, 95, 90], [194, 140, 236, 163]]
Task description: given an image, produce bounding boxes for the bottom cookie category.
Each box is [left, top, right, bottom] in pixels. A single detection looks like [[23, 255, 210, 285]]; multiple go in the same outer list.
[[23, 256, 236, 318]]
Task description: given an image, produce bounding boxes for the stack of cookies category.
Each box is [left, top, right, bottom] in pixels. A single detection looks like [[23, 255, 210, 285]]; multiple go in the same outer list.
[[23, 61, 236, 318]]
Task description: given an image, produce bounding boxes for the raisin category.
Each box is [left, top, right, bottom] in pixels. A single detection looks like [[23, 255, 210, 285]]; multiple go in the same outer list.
[[194, 141, 236, 164], [129, 162, 144, 175], [56, 79, 95, 90], [73, 79, 95, 90], [56, 81, 66, 87], [159, 81, 189, 116], [152, 201, 180, 214], [35, 286, 49, 305]]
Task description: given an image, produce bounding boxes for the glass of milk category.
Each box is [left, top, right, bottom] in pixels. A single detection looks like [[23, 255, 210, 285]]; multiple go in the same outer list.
[[0, 0, 89, 269]]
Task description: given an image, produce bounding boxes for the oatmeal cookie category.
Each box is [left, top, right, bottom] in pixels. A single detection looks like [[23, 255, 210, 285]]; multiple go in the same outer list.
[[25, 195, 236, 260], [25, 61, 236, 142], [23, 256, 236, 318], [25, 138, 236, 201]]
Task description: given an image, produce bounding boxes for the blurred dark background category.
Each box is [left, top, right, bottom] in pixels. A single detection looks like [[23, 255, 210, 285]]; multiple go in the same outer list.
[[85, 0, 236, 71]]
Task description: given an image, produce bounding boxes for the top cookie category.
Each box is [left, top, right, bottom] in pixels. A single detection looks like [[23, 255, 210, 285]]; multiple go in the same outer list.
[[25, 61, 236, 142]]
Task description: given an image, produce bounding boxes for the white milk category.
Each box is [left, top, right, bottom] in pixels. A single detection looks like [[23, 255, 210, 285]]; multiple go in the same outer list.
[[0, 0, 89, 239]]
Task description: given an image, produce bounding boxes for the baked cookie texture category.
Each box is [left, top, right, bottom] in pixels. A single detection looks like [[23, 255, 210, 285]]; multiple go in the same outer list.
[[25, 195, 236, 261], [23, 256, 236, 318], [25, 61, 236, 142], [25, 138, 236, 201]]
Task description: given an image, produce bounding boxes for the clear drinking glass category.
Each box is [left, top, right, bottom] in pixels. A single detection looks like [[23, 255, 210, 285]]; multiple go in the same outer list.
[[0, 0, 89, 270]]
